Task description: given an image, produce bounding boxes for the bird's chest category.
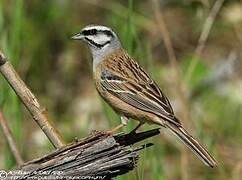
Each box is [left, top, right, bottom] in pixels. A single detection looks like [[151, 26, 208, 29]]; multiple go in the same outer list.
[[93, 64, 109, 99]]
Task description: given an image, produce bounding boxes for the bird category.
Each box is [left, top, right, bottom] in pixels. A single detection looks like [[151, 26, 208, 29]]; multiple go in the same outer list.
[[71, 24, 217, 167]]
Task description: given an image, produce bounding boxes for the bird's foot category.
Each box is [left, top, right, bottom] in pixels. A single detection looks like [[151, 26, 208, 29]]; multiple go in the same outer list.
[[106, 124, 124, 135], [128, 122, 143, 135]]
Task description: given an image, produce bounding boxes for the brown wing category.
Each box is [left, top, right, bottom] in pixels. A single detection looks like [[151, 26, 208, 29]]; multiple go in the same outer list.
[[100, 49, 180, 125]]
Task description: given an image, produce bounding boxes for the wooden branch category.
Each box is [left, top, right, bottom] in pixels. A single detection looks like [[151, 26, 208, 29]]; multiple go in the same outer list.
[[0, 109, 24, 166], [5, 129, 160, 180], [0, 51, 65, 148]]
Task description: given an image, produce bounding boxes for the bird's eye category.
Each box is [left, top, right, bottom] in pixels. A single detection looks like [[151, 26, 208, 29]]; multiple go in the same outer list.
[[82, 29, 97, 36], [89, 29, 97, 35]]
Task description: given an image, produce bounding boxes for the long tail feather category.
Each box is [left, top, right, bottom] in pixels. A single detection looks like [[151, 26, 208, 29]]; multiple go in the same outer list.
[[166, 122, 217, 167]]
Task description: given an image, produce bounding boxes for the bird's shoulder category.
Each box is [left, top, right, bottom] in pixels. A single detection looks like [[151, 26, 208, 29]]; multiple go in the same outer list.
[[101, 49, 150, 83]]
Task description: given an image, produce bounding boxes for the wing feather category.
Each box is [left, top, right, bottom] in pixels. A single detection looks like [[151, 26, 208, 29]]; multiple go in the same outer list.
[[101, 78, 180, 126], [100, 49, 180, 125]]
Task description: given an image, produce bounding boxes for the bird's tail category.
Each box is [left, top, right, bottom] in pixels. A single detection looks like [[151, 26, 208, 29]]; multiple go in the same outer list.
[[166, 122, 217, 167]]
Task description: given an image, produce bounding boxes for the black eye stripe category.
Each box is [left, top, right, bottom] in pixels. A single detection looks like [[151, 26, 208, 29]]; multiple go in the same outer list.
[[82, 29, 97, 36], [102, 30, 114, 37], [82, 29, 114, 37]]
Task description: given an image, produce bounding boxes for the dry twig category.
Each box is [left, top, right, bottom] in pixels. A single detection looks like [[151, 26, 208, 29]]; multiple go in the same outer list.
[[0, 51, 65, 148], [0, 110, 24, 166]]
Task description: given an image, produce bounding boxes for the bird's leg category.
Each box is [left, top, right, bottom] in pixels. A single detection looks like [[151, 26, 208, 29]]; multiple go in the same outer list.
[[106, 116, 128, 135], [129, 122, 144, 134]]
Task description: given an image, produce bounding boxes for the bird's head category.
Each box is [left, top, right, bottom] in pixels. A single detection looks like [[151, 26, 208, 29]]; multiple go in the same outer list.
[[71, 25, 122, 70], [71, 25, 121, 53]]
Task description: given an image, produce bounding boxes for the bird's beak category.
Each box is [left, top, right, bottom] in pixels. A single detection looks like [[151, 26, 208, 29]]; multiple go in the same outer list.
[[71, 32, 84, 40]]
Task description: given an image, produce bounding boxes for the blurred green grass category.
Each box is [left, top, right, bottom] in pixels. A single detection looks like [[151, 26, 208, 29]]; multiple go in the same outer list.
[[0, 0, 242, 179], [0, 0, 24, 169]]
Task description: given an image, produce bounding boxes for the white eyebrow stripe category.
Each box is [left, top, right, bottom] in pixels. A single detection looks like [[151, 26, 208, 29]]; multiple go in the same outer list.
[[84, 25, 111, 32]]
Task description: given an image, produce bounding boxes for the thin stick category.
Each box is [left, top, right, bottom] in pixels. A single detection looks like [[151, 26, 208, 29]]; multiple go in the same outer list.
[[185, 0, 225, 82], [152, 0, 179, 77], [0, 110, 24, 166], [0, 51, 65, 148]]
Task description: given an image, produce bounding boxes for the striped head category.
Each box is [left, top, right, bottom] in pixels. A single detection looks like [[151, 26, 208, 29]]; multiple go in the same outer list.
[[71, 25, 122, 70]]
